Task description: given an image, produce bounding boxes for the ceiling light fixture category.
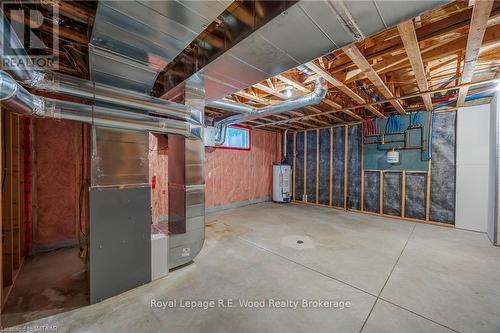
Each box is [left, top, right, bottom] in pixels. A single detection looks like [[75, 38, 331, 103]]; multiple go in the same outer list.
[[285, 86, 293, 98]]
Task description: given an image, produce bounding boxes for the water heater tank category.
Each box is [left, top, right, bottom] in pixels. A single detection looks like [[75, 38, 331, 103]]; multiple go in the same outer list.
[[273, 164, 291, 202]]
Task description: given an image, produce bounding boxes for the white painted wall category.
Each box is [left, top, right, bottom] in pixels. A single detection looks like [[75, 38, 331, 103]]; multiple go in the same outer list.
[[456, 104, 492, 232], [488, 93, 499, 245]]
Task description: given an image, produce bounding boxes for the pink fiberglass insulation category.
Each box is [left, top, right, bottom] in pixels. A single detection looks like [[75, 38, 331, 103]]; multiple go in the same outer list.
[[148, 133, 169, 223], [204, 129, 281, 208], [33, 118, 83, 248], [148, 128, 281, 214]]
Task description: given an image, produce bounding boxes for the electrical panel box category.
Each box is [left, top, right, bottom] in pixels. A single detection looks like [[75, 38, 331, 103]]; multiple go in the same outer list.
[[273, 164, 292, 202]]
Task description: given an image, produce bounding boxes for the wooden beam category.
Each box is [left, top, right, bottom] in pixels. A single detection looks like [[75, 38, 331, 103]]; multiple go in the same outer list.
[[276, 74, 311, 93], [253, 76, 497, 128], [234, 91, 270, 105], [11, 115, 20, 270], [42, 0, 92, 23], [323, 99, 342, 109], [0, 108, 2, 306], [457, 0, 495, 106], [342, 44, 407, 115], [342, 110, 363, 121], [308, 118, 331, 126], [398, 20, 433, 111], [266, 78, 274, 90], [8, 11, 88, 44], [331, 6, 500, 79], [269, 114, 290, 120], [305, 106, 345, 123], [304, 106, 322, 114], [2, 112, 13, 287], [306, 61, 385, 117], [253, 83, 288, 99], [287, 110, 305, 117], [323, 98, 363, 120]]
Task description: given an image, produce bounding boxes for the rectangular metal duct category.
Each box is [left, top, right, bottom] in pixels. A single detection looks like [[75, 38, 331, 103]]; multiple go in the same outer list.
[[91, 127, 150, 188], [168, 74, 206, 269], [90, 0, 230, 93], [202, 0, 447, 100]]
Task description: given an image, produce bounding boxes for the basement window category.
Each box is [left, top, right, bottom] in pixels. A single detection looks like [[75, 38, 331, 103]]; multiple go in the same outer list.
[[220, 125, 251, 150]]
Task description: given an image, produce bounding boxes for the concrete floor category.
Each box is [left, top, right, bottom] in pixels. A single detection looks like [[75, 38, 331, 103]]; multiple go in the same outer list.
[[2, 247, 88, 327], [10, 203, 500, 333]]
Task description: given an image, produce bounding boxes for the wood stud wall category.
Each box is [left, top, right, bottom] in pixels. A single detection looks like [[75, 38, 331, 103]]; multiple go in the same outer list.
[[1, 111, 26, 310], [293, 125, 349, 209], [292, 124, 453, 228]]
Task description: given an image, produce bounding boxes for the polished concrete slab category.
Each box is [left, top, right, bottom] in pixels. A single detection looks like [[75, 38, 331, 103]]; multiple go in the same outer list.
[[380, 223, 500, 333], [2, 247, 88, 327], [9, 203, 500, 333], [362, 299, 455, 333]]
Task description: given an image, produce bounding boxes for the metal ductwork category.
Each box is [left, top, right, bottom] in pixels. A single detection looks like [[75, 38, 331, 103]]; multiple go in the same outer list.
[[1, 3, 212, 302], [160, 0, 447, 101], [0, 10, 44, 85], [213, 78, 326, 144], [35, 72, 195, 122], [206, 99, 254, 114], [0, 71, 198, 138], [0, 11, 197, 124], [90, 1, 230, 94]]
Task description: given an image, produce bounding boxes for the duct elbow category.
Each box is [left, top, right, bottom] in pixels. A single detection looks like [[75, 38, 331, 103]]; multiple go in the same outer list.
[[0, 70, 47, 116], [213, 122, 227, 146], [188, 123, 204, 140], [311, 77, 327, 103], [0, 71, 19, 100]]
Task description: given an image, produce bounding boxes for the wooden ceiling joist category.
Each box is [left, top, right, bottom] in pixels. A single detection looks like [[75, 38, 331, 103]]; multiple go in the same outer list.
[[306, 106, 345, 123], [322, 98, 363, 120], [342, 44, 407, 115], [209, 1, 500, 132], [253, 76, 497, 129], [253, 83, 288, 99], [306, 61, 385, 118], [457, 0, 495, 106], [233, 91, 270, 105], [322, 98, 342, 109], [276, 74, 311, 93], [398, 20, 434, 111]]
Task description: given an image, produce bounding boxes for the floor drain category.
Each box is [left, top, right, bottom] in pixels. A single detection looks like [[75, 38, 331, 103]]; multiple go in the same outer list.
[[296, 240, 304, 244]]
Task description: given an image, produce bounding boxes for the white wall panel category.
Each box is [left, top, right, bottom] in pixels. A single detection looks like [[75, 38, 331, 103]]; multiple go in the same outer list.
[[456, 104, 492, 232], [488, 93, 499, 245]]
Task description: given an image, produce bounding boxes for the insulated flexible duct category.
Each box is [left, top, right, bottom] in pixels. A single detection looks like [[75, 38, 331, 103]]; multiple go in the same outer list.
[[0, 71, 199, 138], [0, 11, 195, 123], [213, 78, 327, 145]]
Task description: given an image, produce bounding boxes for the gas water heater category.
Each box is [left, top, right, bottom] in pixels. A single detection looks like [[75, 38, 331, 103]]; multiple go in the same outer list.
[[273, 164, 292, 202]]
